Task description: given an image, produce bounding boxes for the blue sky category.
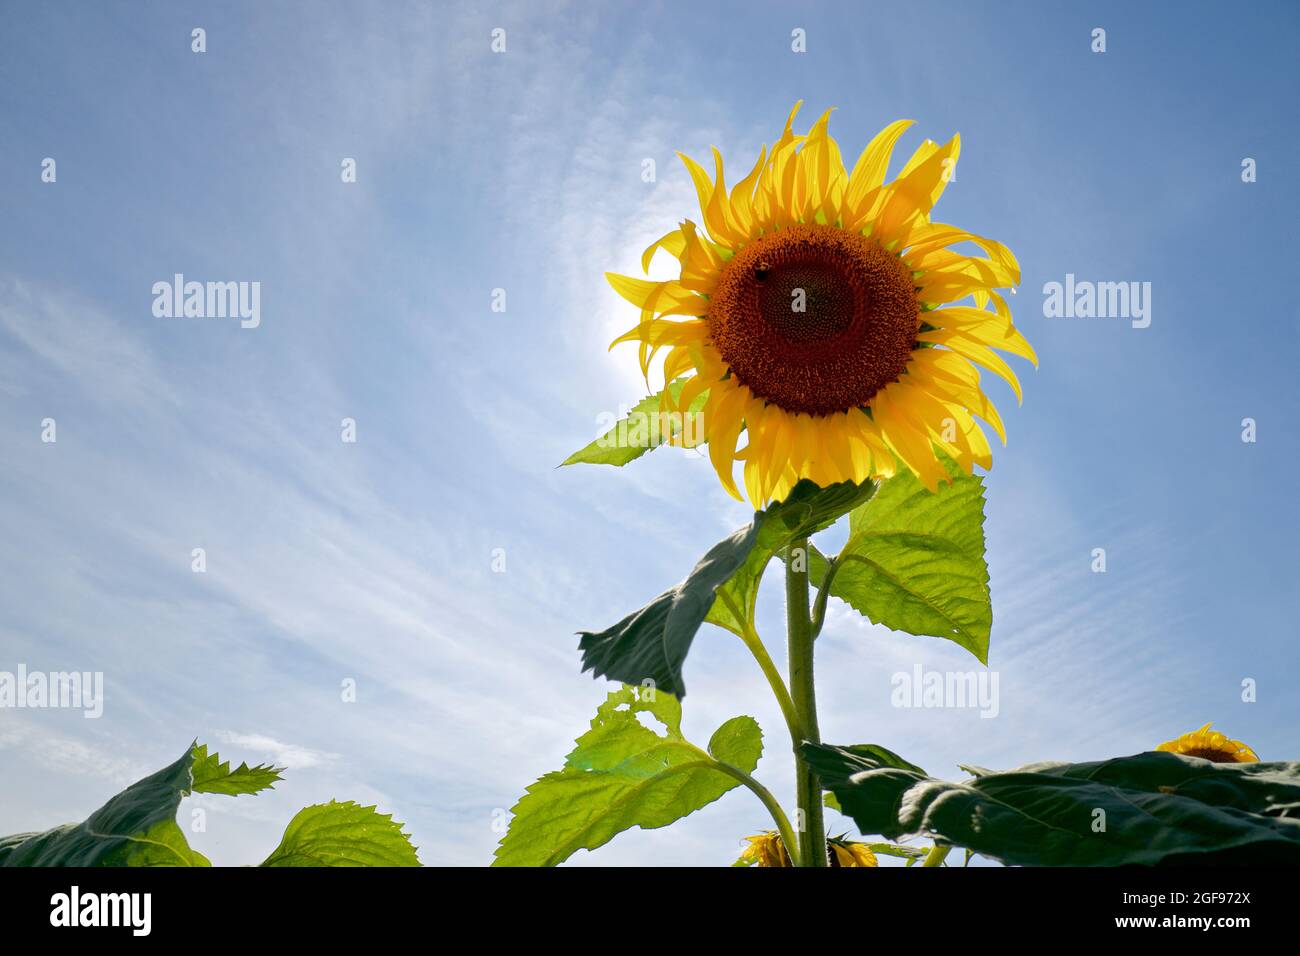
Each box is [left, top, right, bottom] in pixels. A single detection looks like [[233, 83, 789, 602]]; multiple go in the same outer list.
[[0, 0, 1296, 866]]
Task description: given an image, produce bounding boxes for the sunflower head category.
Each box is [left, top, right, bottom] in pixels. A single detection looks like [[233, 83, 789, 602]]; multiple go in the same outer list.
[[735, 831, 878, 867], [1156, 723, 1259, 764], [607, 103, 1036, 507], [828, 835, 879, 867], [736, 830, 793, 867]]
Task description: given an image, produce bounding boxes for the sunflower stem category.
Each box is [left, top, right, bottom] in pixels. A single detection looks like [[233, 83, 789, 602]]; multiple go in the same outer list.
[[717, 591, 802, 746], [708, 760, 802, 868], [809, 555, 840, 640], [786, 536, 826, 867]]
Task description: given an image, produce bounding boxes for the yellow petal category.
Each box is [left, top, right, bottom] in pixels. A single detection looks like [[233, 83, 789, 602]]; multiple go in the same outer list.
[[727, 145, 768, 235], [822, 414, 857, 484], [706, 383, 748, 501], [872, 135, 961, 247], [640, 229, 687, 273], [873, 389, 946, 490], [845, 119, 915, 215], [927, 307, 1038, 366], [907, 352, 1007, 444], [917, 329, 1024, 402], [608, 318, 707, 350], [605, 274, 706, 316], [677, 151, 718, 236]]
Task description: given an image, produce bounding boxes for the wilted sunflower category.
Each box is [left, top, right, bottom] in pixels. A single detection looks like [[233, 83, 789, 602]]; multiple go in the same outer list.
[[1156, 723, 1259, 764], [607, 103, 1035, 506], [828, 837, 879, 868], [736, 831, 878, 867]]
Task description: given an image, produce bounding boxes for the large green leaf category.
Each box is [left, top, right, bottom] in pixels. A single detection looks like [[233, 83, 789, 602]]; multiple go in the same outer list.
[[811, 458, 991, 662], [189, 743, 283, 796], [805, 744, 1300, 866], [493, 686, 762, 866], [260, 801, 420, 867], [0, 746, 209, 866], [580, 479, 874, 696], [561, 379, 707, 467]]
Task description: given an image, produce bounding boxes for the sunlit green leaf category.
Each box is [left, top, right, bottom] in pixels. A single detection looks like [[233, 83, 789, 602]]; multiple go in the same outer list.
[[811, 459, 991, 662], [493, 686, 762, 866], [189, 743, 283, 796], [260, 801, 420, 867], [561, 379, 706, 467]]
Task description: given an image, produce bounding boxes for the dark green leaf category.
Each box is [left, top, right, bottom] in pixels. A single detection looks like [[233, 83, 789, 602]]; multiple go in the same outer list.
[[813, 458, 991, 662], [579, 523, 762, 698], [561, 379, 706, 467], [824, 745, 925, 818], [806, 744, 1300, 866], [0, 746, 208, 866], [580, 479, 875, 695], [189, 743, 284, 796], [494, 686, 762, 866], [834, 743, 928, 776]]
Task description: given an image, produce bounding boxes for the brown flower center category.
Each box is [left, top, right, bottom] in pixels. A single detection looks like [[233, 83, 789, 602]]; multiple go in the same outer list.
[[708, 224, 920, 416], [1182, 748, 1237, 764]]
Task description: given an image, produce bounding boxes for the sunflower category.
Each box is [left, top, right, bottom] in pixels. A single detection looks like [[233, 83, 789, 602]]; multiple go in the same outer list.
[[828, 837, 879, 868], [736, 831, 793, 867], [1156, 723, 1259, 764], [606, 103, 1036, 506], [736, 831, 878, 867]]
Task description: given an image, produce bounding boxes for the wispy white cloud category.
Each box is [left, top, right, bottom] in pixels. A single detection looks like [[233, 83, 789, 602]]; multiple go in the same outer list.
[[0, 277, 181, 411], [211, 732, 338, 771]]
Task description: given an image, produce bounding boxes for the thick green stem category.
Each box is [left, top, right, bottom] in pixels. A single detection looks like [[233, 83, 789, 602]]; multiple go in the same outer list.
[[786, 536, 826, 867]]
